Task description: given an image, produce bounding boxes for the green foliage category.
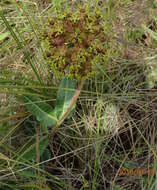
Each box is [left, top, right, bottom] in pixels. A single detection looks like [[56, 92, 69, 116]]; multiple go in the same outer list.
[[23, 77, 78, 127], [23, 95, 57, 127], [17, 135, 49, 162], [54, 77, 77, 119], [40, 148, 51, 162], [22, 78, 79, 165], [151, 0, 157, 8]]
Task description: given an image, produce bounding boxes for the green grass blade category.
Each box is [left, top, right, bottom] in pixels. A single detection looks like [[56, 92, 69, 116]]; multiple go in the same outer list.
[[0, 11, 43, 85]]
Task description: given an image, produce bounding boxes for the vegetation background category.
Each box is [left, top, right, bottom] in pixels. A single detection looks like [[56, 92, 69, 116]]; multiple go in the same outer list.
[[1, 0, 157, 189]]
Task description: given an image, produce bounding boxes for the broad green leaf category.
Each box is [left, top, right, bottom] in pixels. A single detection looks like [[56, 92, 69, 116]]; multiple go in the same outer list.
[[40, 148, 51, 162], [19, 171, 37, 179], [55, 77, 77, 119], [24, 96, 57, 127]]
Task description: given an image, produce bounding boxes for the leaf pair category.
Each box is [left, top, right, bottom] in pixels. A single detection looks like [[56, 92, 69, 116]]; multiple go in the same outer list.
[[24, 77, 77, 127], [22, 77, 77, 161]]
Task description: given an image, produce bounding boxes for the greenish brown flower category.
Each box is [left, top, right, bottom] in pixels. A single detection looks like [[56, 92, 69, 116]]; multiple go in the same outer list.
[[41, 5, 113, 80]]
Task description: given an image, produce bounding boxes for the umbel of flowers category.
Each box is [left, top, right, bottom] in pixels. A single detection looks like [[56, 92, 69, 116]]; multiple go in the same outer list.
[[41, 5, 113, 80]]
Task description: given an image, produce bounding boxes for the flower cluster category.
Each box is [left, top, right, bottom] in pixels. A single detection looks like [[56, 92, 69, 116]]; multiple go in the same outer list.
[[41, 6, 112, 80]]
